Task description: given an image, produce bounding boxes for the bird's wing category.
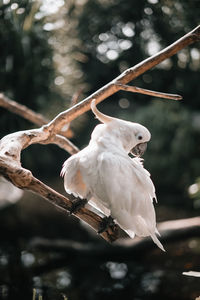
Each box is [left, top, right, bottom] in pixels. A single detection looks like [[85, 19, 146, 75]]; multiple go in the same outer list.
[[93, 152, 155, 215], [61, 154, 89, 199], [93, 152, 164, 250]]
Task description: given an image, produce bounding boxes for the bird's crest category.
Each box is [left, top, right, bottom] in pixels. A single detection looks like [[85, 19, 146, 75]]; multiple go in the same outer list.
[[91, 99, 115, 124]]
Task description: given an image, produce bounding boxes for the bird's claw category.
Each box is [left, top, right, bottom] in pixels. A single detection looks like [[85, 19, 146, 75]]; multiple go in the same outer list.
[[98, 216, 115, 234], [69, 198, 87, 214]]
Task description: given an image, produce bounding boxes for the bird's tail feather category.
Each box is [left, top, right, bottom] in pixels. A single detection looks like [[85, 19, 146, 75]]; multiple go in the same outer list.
[[122, 215, 165, 251], [151, 233, 165, 252]]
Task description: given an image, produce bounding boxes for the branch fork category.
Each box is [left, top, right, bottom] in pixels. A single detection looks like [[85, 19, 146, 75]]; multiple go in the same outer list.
[[0, 25, 200, 243]]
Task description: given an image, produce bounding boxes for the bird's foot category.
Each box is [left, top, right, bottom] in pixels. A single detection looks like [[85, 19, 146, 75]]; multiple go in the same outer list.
[[98, 216, 115, 234], [70, 198, 87, 214]]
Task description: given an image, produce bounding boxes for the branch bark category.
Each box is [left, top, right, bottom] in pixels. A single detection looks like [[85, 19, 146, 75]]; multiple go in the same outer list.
[[0, 26, 200, 243]]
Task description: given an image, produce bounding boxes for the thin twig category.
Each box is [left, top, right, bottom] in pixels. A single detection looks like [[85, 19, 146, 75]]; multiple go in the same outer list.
[[115, 84, 183, 100], [71, 88, 83, 107]]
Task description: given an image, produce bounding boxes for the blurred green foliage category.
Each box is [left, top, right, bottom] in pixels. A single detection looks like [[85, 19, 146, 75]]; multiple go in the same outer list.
[[0, 0, 56, 130], [0, 0, 65, 177]]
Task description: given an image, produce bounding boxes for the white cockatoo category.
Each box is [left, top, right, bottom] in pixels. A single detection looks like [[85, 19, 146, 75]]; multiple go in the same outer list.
[[61, 100, 165, 251]]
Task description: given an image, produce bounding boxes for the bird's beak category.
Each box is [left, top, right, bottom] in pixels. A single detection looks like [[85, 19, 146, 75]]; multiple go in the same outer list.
[[131, 142, 147, 157]]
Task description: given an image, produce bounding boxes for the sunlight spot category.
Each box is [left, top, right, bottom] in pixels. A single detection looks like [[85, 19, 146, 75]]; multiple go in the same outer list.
[[99, 33, 109, 41], [106, 262, 128, 279], [119, 98, 130, 109], [157, 58, 172, 70], [33, 276, 43, 288], [161, 6, 171, 15], [16, 7, 25, 14], [144, 7, 153, 15], [21, 252, 35, 267], [0, 255, 8, 266], [56, 271, 71, 289], [122, 24, 135, 37], [118, 40, 132, 50], [178, 51, 188, 63], [106, 50, 119, 60], [188, 183, 199, 195], [97, 43, 108, 54], [35, 12, 44, 20], [147, 0, 158, 3], [107, 40, 118, 50], [55, 76, 65, 86], [11, 3, 18, 10], [43, 23, 54, 31], [43, 20, 65, 31], [142, 270, 163, 293], [188, 239, 198, 249], [40, 0, 65, 16], [0, 285, 8, 298], [191, 48, 200, 60], [147, 40, 161, 56], [141, 28, 153, 40], [73, 70, 83, 79]]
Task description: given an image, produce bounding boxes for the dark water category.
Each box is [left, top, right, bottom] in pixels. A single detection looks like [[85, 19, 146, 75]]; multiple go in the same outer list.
[[0, 193, 200, 300]]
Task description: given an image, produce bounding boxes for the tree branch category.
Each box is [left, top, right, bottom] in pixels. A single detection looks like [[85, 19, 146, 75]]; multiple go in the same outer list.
[[115, 84, 182, 100], [43, 25, 200, 134], [0, 26, 200, 243], [0, 93, 49, 126], [0, 93, 79, 155]]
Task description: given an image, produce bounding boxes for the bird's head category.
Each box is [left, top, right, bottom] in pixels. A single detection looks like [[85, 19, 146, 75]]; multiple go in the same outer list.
[[91, 100, 151, 157]]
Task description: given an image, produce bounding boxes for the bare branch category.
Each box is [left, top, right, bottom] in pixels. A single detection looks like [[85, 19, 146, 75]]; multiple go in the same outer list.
[[44, 25, 200, 134], [0, 26, 200, 244], [0, 93, 79, 155], [115, 84, 183, 100], [0, 93, 49, 126]]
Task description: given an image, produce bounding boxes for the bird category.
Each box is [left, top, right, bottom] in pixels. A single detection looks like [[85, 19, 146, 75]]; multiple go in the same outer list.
[[61, 99, 165, 251]]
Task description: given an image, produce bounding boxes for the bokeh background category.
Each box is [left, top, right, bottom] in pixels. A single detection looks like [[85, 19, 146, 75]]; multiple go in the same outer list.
[[0, 0, 200, 299]]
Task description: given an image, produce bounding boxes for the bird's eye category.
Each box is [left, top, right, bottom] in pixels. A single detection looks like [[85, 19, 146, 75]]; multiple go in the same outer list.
[[137, 134, 143, 140]]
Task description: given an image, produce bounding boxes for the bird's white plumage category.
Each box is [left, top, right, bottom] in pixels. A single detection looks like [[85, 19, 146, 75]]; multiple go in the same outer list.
[[61, 100, 165, 251]]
